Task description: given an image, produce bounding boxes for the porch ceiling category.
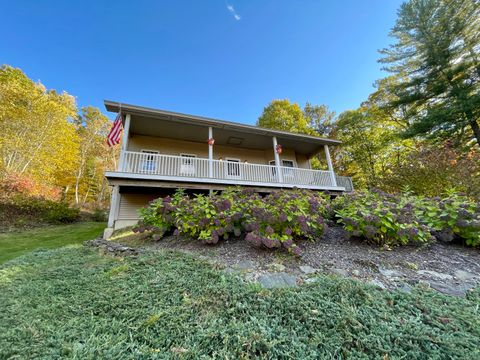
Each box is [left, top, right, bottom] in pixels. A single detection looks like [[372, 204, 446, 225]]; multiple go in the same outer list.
[[105, 100, 341, 157]]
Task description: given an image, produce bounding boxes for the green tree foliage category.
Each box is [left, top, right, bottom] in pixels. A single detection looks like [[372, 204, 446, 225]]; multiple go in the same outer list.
[[333, 76, 415, 189], [304, 102, 336, 136], [257, 99, 317, 135], [379, 0, 480, 148]]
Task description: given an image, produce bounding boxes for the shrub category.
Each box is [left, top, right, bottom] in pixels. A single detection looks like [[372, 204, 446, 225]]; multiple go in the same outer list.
[[44, 202, 80, 224], [335, 190, 480, 247], [137, 188, 330, 255], [334, 190, 434, 247], [413, 191, 480, 247], [0, 195, 79, 228]]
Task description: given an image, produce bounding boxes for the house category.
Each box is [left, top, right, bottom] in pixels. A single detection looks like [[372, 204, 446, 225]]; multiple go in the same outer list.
[[103, 100, 353, 238]]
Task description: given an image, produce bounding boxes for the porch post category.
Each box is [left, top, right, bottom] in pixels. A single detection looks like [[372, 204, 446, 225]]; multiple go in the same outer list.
[[104, 185, 120, 238], [208, 126, 213, 178], [118, 113, 131, 171], [272, 136, 283, 183], [324, 144, 337, 187]]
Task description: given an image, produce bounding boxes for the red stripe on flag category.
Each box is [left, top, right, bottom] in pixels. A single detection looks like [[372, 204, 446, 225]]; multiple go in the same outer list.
[[107, 113, 123, 147]]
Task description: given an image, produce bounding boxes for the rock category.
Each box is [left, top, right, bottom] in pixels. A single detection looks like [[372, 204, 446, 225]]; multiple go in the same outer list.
[[84, 238, 139, 256], [244, 273, 258, 282], [396, 283, 413, 294], [417, 270, 453, 280], [234, 260, 257, 270], [454, 270, 476, 281], [379, 268, 401, 278], [268, 263, 286, 272], [331, 268, 348, 277], [429, 281, 475, 297], [369, 279, 386, 289], [299, 265, 317, 274], [305, 277, 319, 284], [351, 270, 360, 276], [258, 272, 298, 288]]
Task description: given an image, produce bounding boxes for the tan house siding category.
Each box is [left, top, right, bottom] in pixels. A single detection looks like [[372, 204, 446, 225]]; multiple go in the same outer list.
[[127, 135, 311, 168], [118, 193, 152, 220]]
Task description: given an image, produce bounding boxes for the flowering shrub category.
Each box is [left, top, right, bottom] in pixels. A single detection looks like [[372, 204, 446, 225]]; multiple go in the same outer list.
[[334, 191, 434, 247], [335, 190, 480, 247], [413, 191, 480, 247], [137, 188, 330, 255]]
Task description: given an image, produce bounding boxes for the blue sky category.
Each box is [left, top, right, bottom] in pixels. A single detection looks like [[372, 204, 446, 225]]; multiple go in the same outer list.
[[1, 0, 403, 124]]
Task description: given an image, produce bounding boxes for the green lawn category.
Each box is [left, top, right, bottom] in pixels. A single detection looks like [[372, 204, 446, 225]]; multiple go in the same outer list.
[[0, 222, 106, 264], [1, 246, 479, 359]]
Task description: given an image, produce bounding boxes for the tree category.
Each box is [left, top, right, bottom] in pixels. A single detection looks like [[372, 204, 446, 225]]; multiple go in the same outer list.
[[0, 65, 79, 186], [303, 102, 336, 136], [72, 107, 115, 206], [257, 99, 316, 135], [379, 0, 480, 148]]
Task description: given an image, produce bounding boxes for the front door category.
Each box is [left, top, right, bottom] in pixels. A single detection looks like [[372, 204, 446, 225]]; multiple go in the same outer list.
[[225, 158, 241, 179]]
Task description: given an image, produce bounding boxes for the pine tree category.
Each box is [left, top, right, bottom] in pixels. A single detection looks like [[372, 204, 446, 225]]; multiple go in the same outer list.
[[380, 0, 480, 148]]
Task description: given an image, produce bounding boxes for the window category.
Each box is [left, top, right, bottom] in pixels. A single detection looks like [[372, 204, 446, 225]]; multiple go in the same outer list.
[[269, 160, 296, 177], [180, 154, 196, 165], [282, 160, 295, 177], [226, 158, 241, 178], [141, 150, 159, 172], [180, 154, 197, 176]]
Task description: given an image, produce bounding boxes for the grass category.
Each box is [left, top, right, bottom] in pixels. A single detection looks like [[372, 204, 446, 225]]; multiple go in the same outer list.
[[0, 222, 105, 264], [1, 247, 479, 359]]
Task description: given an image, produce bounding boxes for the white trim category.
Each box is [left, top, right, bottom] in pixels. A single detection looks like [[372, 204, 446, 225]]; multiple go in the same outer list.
[[208, 126, 213, 178], [118, 113, 131, 171], [272, 136, 283, 183], [107, 185, 120, 228], [105, 171, 346, 191], [324, 145, 337, 187]]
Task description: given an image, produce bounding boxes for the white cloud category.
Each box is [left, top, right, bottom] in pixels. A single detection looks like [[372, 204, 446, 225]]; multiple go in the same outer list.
[[226, 4, 241, 21]]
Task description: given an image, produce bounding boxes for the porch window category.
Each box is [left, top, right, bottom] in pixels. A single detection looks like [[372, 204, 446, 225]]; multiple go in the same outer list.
[[269, 160, 295, 177], [180, 154, 197, 176], [282, 160, 295, 177], [226, 158, 241, 178], [141, 150, 159, 172]]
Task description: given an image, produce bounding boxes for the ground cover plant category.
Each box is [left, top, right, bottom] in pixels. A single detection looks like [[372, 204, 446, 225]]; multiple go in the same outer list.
[[137, 188, 331, 255], [0, 222, 105, 264], [1, 247, 479, 359]]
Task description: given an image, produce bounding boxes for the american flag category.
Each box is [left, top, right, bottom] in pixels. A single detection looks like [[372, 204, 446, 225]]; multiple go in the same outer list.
[[107, 112, 123, 147]]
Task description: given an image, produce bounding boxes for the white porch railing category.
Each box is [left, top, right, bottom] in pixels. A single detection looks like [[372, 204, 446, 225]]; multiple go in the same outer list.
[[118, 151, 350, 190]]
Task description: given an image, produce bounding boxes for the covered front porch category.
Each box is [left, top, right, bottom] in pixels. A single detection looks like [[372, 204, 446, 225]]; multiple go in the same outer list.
[[107, 150, 353, 191], [104, 100, 352, 192]]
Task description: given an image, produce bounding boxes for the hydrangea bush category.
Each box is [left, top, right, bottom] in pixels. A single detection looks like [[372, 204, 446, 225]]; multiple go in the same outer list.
[[334, 191, 434, 247], [334, 190, 480, 247], [136, 188, 330, 255]]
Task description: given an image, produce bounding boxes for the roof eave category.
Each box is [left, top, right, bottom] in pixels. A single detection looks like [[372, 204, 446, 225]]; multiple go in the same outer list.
[[104, 100, 342, 146]]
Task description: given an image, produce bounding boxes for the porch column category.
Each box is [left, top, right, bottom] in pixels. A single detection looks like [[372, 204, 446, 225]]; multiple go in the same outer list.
[[104, 185, 120, 238], [272, 136, 283, 183], [324, 144, 337, 187], [208, 126, 213, 178], [118, 113, 131, 171]]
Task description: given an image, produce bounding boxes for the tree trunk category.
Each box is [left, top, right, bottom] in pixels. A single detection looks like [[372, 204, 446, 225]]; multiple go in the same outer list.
[[470, 119, 480, 148]]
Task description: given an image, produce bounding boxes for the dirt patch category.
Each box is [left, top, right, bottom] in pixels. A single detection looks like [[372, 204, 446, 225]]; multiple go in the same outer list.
[[108, 226, 480, 295]]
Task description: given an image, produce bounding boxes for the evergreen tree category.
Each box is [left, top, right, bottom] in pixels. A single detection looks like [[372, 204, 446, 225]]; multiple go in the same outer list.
[[380, 0, 480, 148]]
